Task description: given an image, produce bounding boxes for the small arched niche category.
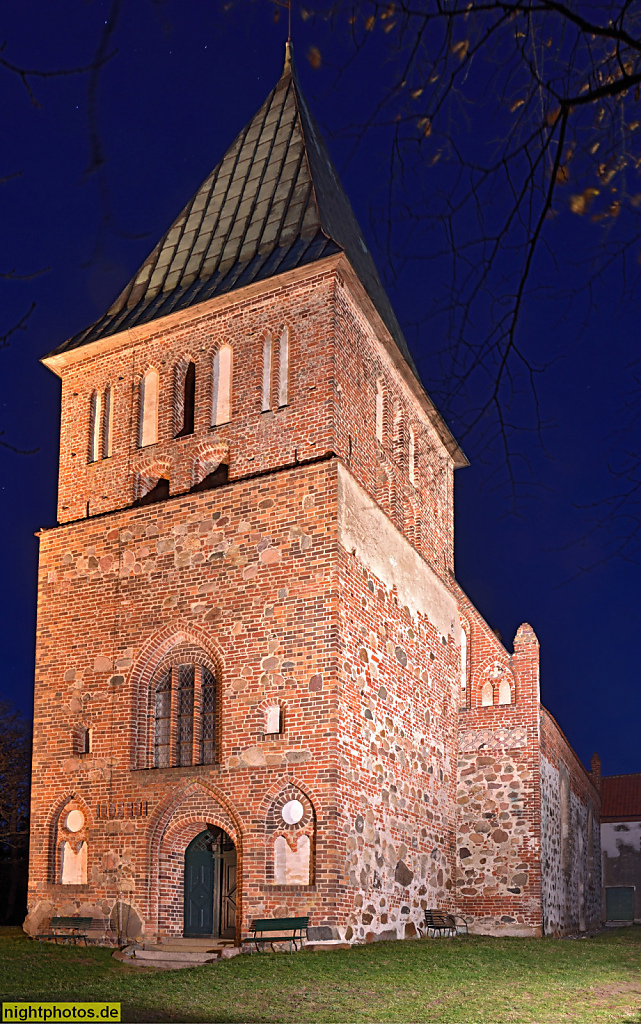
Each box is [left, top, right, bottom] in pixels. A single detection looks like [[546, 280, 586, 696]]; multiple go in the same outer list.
[[266, 785, 315, 887]]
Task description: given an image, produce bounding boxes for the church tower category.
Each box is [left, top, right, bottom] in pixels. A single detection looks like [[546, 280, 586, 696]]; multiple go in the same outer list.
[[26, 46, 601, 945]]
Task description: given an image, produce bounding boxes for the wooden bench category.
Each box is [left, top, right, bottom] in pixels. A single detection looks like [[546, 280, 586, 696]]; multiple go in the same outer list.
[[245, 916, 309, 954], [424, 910, 468, 938], [38, 916, 95, 946]]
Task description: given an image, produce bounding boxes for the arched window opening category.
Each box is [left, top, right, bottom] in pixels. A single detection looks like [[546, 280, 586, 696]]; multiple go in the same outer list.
[[152, 659, 218, 768], [175, 360, 196, 438], [481, 680, 494, 706], [278, 326, 289, 408], [88, 390, 101, 463], [154, 670, 172, 768], [102, 385, 113, 458], [498, 676, 513, 705], [212, 345, 232, 426], [262, 333, 272, 412], [135, 475, 170, 507], [139, 368, 159, 447], [191, 462, 229, 493]]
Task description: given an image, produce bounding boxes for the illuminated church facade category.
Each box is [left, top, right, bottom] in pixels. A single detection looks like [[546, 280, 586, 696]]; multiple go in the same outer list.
[[26, 47, 601, 944]]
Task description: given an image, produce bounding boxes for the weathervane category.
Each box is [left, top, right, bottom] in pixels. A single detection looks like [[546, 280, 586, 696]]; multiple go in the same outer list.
[[269, 0, 292, 42]]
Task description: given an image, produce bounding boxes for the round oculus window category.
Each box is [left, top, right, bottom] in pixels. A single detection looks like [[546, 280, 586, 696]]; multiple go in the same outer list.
[[281, 799, 304, 825], [65, 810, 85, 833]]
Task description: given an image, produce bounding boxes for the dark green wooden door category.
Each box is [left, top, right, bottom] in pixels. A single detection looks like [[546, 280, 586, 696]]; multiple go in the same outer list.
[[606, 886, 635, 921], [184, 845, 214, 935]]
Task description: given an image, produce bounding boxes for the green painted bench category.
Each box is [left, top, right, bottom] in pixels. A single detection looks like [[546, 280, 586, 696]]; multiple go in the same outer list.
[[246, 916, 309, 953], [38, 916, 95, 946]]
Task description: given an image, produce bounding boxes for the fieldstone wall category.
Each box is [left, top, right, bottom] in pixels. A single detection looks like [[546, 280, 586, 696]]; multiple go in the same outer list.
[[336, 469, 460, 942], [540, 711, 601, 934], [455, 728, 542, 936]]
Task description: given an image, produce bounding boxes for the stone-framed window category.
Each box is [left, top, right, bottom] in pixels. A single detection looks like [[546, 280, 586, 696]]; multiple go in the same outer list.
[[151, 657, 218, 768]]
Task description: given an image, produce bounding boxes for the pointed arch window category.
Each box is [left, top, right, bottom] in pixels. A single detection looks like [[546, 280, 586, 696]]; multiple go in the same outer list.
[[212, 345, 232, 426], [152, 660, 218, 768], [139, 367, 159, 447]]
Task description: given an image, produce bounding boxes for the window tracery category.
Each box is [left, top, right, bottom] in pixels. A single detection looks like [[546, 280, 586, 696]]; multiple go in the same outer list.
[[151, 656, 218, 768]]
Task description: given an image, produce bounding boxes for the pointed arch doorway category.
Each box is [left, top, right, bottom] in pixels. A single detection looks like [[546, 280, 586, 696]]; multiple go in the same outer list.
[[184, 826, 237, 938]]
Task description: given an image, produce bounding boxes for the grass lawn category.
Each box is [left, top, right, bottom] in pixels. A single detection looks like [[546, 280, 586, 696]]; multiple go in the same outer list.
[[1, 926, 640, 1023]]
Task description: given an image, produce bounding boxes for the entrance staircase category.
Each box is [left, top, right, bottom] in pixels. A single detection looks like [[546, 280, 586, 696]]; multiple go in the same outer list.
[[118, 936, 237, 970]]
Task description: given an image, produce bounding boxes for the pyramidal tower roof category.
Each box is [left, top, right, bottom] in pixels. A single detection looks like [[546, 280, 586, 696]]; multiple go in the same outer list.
[[50, 45, 420, 376]]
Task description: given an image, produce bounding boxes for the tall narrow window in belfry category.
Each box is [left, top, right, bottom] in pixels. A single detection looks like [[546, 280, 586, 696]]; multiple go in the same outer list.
[[139, 367, 159, 447], [278, 327, 289, 407], [177, 664, 195, 766], [375, 382, 385, 444], [102, 385, 113, 458], [212, 345, 232, 425], [88, 390, 102, 463], [154, 669, 171, 768], [262, 333, 272, 412], [175, 361, 196, 437], [201, 667, 216, 764], [408, 426, 416, 485]]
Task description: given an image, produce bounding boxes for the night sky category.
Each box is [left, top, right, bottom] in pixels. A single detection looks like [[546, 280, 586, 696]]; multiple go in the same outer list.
[[1, 1, 638, 776]]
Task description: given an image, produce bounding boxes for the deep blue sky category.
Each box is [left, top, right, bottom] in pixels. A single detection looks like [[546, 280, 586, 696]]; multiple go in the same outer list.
[[1, 1, 638, 775]]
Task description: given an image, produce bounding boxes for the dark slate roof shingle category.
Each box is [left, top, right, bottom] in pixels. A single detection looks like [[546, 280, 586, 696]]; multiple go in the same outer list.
[[47, 45, 418, 381]]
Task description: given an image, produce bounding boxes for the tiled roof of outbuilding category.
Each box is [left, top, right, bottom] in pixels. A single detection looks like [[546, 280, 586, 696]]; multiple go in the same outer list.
[[49, 44, 418, 382], [601, 773, 641, 820]]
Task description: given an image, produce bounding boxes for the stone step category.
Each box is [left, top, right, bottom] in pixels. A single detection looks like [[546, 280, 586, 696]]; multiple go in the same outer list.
[[155, 938, 233, 951], [135, 948, 218, 963]]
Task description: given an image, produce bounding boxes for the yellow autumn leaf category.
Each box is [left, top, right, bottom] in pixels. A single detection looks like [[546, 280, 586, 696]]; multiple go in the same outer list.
[[510, 98, 525, 112], [569, 188, 599, 214], [452, 39, 469, 59], [365, 15, 376, 31], [307, 46, 322, 69], [411, 88, 424, 99]]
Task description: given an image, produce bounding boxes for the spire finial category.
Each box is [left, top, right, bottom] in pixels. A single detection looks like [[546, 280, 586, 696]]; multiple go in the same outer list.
[[284, 38, 293, 73]]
